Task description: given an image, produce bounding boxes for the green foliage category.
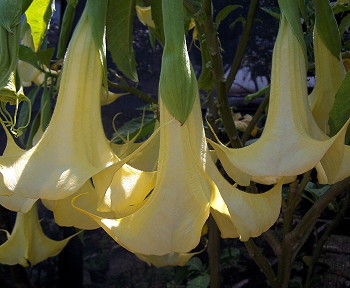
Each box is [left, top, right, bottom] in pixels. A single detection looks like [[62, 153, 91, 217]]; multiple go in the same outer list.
[[25, 0, 55, 51], [112, 113, 156, 143], [106, 0, 138, 82], [339, 14, 350, 39], [150, 0, 165, 46], [329, 70, 350, 144], [278, 0, 307, 59], [19, 45, 55, 70], [0, 0, 22, 32], [314, 0, 341, 58], [215, 5, 242, 29]]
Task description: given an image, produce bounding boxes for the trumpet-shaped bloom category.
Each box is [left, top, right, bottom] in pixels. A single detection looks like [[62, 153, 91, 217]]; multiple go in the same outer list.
[[0, 203, 75, 267], [0, 8, 119, 200], [207, 14, 350, 186], [74, 95, 283, 258], [75, 97, 213, 255]]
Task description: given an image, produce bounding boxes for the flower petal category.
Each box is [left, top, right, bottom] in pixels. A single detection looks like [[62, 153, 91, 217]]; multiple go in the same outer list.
[[0, 203, 75, 267], [75, 97, 212, 255], [42, 181, 115, 230], [207, 15, 349, 186], [0, 8, 118, 200], [208, 157, 282, 241]]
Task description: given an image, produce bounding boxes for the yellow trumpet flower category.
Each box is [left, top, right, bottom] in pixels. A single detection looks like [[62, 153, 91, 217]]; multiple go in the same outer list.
[[207, 14, 350, 186], [0, 203, 75, 267], [0, 7, 119, 200], [74, 94, 283, 258]]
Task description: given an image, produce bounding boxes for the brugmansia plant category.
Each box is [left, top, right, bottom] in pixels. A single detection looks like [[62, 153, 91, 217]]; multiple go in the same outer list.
[[0, 0, 349, 287]]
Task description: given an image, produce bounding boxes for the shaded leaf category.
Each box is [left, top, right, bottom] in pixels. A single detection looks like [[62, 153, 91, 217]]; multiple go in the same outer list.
[[229, 16, 245, 30], [112, 114, 155, 143], [339, 14, 350, 39], [215, 5, 242, 28], [278, 0, 307, 59], [151, 0, 164, 45], [106, 0, 138, 82], [329, 70, 350, 143], [0, 0, 22, 32], [186, 257, 206, 272], [314, 0, 341, 58], [260, 7, 280, 19], [187, 274, 210, 288]]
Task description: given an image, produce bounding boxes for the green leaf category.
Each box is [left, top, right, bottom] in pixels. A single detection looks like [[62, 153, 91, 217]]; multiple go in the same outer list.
[[215, 5, 242, 28], [314, 0, 341, 58], [56, 1, 76, 59], [260, 7, 280, 19], [17, 86, 40, 145], [333, 3, 350, 14], [37, 47, 54, 67], [229, 16, 245, 30], [151, 0, 165, 45], [278, 0, 307, 59], [40, 87, 52, 130], [329, 70, 350, 143], [106, 0, 138, 82], [339, 14, 350, 39], [26, 110, 41, 148], [0, 0, 22, 32], [25, 0, 55, 51], [19, 45, 41, 70], [186, 257, 206, 272], [187, 274, 210, 288], [112, 114, 155, 143]]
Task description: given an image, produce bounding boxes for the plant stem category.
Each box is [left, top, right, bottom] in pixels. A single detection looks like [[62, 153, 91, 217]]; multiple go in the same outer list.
[[200, 0, 242, 148], [208, 215, 221, 288], [244, 239, 278, 288], [304, 191, 350, 288], [277, 177, 350, 287], [262, 229, 281, 258], [241, 94, 269, 145], [108, 80, 156, 105], [226, 0, 259, 92], [289, 177, 350, 244]]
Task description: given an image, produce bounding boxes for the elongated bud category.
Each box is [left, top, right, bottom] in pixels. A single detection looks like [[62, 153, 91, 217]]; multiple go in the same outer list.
[[159, 0, 197, 124]]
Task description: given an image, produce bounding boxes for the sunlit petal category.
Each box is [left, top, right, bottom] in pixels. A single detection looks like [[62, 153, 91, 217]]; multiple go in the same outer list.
[[42, 181, 115, 230], [207, 15, 350, 186], [0, 8, 118, 200]]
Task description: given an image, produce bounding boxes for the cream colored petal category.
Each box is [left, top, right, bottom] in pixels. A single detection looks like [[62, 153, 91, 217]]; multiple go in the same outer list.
[[208, 158, 283, 241], [0, 9, 118, 200], [0, 194, 37, 213], [135, 6, 155, 28], [207, 15, 348, 186], [18, 60, 42, 87], [75, 96, 212, 255], [111, 122, 160, 172], [315, 130, 350, 184], [92, 128, 161, 211], [0, 204, 75, 267], [96, 165, 156, 217], [111, 141, 143, 159], [100, 89, 128, 106], [42, 181, 115, 230], [309, 27, 346, 133]]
